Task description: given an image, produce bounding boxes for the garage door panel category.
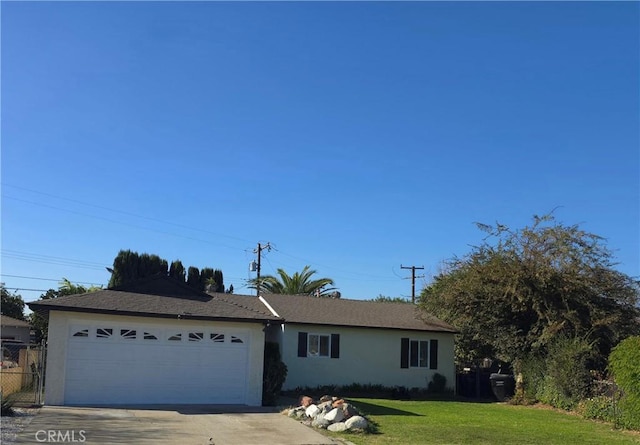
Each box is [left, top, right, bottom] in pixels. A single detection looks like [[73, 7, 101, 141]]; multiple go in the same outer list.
[[64, 324, 251, 405]]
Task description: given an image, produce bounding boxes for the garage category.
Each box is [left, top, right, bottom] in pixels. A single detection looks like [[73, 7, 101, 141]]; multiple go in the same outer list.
[[28, 275, 282, 406], [64, 323, 250, 405]]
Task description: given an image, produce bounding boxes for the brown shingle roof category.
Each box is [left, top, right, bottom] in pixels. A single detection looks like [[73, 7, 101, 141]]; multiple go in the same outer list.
[[27, 276, 281, 324], [25, 275, 455, 332], [260, 293, 458, 333], [0, 315, 31, 328]]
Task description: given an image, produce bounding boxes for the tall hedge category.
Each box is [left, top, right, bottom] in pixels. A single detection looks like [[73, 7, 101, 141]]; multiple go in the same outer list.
[[108, 250, 168, 288], [609, 336, 640, 429], [262, 342, 287, 406]]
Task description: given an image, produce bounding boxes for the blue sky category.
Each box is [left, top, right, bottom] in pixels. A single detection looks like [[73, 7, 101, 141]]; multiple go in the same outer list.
[[2, 2, 638, 305]]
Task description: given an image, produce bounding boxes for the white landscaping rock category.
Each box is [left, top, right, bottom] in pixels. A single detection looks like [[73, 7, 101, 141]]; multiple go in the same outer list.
[[305, 404, 320, 418], [345, 415, 368, 430], [324, 407, 345, 423], [327, 422, 347, 432], [317, 401, 333, 413], [311, 412, 330, 428], [342, 402, 359, 419]]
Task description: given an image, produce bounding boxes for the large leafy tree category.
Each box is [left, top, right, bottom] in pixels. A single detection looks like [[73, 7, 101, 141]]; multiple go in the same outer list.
[[30, 278, 102, 342], [371, 294, 412, 304], [249, 265, 337, 297], [1, 285, 26, 320], [420, 214, 640, 371]]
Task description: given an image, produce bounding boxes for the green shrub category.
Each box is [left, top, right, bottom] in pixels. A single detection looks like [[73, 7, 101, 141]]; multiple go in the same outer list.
[[340, 383, 387, 396], [391, 386, 411, 400], [537, 375, 578, 410], [283, 382, 454, 400], [427, 373, 447, 393], [577, 396, 617, 423], [608, 336, 640, 430], [516, 354, 546, 405], [262, 342, 287, 406], [547, 336, 593, 407], [520, 335, 594, 410]]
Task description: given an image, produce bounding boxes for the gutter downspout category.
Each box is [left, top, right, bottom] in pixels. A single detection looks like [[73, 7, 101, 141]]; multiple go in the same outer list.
[[258, 296, 284, 333]]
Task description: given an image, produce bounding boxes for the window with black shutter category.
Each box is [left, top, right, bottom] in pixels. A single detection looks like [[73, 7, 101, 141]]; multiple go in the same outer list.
[[401, 337, 434, 369], [330, 334, 340, 359], [429, 339, 438, 369], [299, 332, 340, 358], [298, 332, 308, 357], [401, 338, 409, 368]]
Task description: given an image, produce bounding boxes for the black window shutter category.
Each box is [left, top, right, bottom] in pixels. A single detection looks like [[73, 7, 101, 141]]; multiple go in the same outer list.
[[410, 340, 419, 367], [330, 334, 340, 358], [400, 337, 409, 368], [298, 332, 308, 357], [429, 339, 439, 369]]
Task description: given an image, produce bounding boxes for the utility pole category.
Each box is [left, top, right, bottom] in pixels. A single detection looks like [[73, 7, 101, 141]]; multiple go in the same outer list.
[[401, 264, 424, 304], [254, 242, 271, 297]]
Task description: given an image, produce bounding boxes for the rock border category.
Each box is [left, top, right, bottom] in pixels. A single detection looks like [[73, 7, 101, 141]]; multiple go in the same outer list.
[[285, 395, 369, 433]]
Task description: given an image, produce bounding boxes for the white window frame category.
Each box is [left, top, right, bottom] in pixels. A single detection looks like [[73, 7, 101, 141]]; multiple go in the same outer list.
[[410, 339, 429, 368], [308, 333, 331, 358]]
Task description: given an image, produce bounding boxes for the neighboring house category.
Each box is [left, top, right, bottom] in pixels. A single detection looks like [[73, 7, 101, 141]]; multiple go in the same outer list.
[[1, 314, 32, 343], [28, 276, 281, 406], [258, 293, 457, 391], [28, 276, 457, 406]]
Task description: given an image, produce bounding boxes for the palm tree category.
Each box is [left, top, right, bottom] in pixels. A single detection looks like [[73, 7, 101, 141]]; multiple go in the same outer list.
[[249, 266, 338, 297], [59, 278, 102, 295]]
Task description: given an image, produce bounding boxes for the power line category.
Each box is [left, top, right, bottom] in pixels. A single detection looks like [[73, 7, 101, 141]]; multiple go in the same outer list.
[[3, 195, 245, 252], [252, 242, 272, 297], [4, 184, 409, 288], [2, 252, 108, 271], [3, 183, 253, 243], [262, 254, 280, 277], [1, 250, 248, 285], [0, 274, 104, 285], [4, 245, 400, 292], [272, 247, 400, 282], [3, 287, 51, 293], [2, 249, 106, 266], [401, 264, 425, 304]]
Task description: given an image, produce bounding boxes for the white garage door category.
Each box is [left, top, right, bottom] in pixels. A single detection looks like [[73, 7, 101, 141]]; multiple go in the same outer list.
[[64, 323, 249, 405]]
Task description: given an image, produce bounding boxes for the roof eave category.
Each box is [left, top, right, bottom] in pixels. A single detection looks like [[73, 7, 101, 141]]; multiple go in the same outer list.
[[282, 320, 458, 334], [27, 304, 283, 325]]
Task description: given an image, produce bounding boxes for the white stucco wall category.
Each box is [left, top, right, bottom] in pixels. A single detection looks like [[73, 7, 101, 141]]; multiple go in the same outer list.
[[281, 324, 455, 391], [45, 311, 265, 406]]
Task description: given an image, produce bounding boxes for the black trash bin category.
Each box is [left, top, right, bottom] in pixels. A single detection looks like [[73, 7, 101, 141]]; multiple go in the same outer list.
[[489, 373, 515, 401]]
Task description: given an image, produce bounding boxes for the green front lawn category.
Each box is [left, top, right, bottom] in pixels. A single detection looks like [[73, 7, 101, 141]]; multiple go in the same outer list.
[[339, 399, 640, 445]]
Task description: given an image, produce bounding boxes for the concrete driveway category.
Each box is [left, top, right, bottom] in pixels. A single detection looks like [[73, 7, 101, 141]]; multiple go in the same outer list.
[[14, 405, 339, 445]]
